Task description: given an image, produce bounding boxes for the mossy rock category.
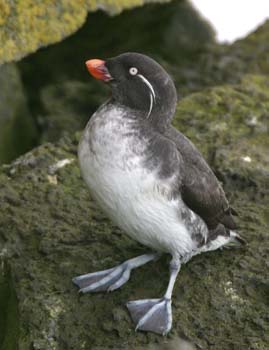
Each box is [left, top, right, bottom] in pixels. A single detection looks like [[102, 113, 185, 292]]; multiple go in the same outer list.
[[0, 74, 268, 349], [0, 0, 174, 65], [0, 64, 38, 164], [171, 19, 269, 94], [174, 74, 269, 187]]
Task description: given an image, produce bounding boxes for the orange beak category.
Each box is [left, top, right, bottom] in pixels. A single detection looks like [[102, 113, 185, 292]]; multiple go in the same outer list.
[[85, 59, 112, 82]]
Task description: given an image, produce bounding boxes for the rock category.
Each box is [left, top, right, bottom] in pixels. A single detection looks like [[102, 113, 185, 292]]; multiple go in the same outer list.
[[173, 74, 269, 188], [0, 0, 176, 65], [39, 81, 107, 142], [0, 75, 268, 350], [171, 19, 269, 95], [0, 63, 38, 164]]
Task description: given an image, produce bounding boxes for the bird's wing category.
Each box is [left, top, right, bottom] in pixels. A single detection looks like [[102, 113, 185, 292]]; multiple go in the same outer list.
[[164, 127, 236, 232]]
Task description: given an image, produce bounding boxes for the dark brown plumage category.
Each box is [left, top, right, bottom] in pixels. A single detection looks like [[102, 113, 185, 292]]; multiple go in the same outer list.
[[165, 127, 237, 235]]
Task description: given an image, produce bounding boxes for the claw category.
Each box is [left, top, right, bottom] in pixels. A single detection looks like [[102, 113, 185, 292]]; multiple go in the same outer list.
[[127, 298, 172, 335]]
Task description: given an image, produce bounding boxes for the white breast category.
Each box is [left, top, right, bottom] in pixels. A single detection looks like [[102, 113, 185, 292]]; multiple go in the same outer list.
[[79, 105, 198, 256]]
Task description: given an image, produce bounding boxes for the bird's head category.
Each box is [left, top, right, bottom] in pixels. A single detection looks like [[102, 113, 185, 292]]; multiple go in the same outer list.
[[86, 52, 177, 129]]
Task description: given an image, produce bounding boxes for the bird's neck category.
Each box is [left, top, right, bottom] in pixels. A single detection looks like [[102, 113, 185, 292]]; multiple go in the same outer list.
[[109, 96, 177, 133], [149, 98, 177, 132]]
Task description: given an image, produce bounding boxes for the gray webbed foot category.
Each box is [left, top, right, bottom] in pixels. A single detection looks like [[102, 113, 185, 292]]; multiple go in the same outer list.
[[127, 298, 172, 335], [72, 253, 159, 294], [72, 263, 131, 293]]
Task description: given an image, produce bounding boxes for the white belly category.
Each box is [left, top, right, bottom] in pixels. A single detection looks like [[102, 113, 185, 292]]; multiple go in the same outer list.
[[78, 107, 197, 256]]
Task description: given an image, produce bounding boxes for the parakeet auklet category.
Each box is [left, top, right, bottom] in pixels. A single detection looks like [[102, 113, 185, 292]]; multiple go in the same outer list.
[[73, 52, 244, 335]]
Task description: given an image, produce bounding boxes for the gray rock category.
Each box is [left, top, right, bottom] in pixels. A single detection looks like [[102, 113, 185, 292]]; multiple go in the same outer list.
[[0, 63, 38, 165], [40, 81, 107, 142]]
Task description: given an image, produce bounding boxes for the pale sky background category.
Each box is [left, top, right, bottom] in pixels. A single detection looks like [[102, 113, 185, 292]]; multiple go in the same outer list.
[[190, 0, 269, 42]]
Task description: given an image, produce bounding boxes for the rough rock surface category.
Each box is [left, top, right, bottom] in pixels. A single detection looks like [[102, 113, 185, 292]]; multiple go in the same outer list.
[[0, 63, 38, 164], [0, 0, 172, 65], [0, 75, 268, 350], [170, 19, 269, 94]]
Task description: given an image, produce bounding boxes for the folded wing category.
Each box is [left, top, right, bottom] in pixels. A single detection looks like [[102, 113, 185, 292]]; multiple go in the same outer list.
[[165, 127, 236, 239]]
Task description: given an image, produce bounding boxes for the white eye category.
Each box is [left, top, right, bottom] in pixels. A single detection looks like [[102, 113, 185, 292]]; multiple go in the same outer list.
[[129, 67, 138, 76]]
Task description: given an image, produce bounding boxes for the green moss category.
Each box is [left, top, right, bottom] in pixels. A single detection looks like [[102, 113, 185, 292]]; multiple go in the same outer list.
[[173, 75, 269, 189]]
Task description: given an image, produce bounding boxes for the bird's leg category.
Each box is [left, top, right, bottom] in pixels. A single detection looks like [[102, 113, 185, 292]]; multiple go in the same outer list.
[[127, 256, 181, 335], [72, 253, 160, 293]]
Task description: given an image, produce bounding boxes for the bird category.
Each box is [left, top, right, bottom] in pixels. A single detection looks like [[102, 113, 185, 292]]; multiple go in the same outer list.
[[72, 52, 245, 335]]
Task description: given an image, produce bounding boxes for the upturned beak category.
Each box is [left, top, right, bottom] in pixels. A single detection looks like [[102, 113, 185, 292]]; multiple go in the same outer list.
[[85, 59, 112, 82]]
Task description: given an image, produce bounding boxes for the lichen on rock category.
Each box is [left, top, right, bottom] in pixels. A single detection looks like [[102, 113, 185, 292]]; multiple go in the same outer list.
[[0, 0, 173, 65]]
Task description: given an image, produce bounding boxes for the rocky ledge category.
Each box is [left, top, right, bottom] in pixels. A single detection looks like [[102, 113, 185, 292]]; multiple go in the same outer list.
[[0, 75, 268, 350]]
